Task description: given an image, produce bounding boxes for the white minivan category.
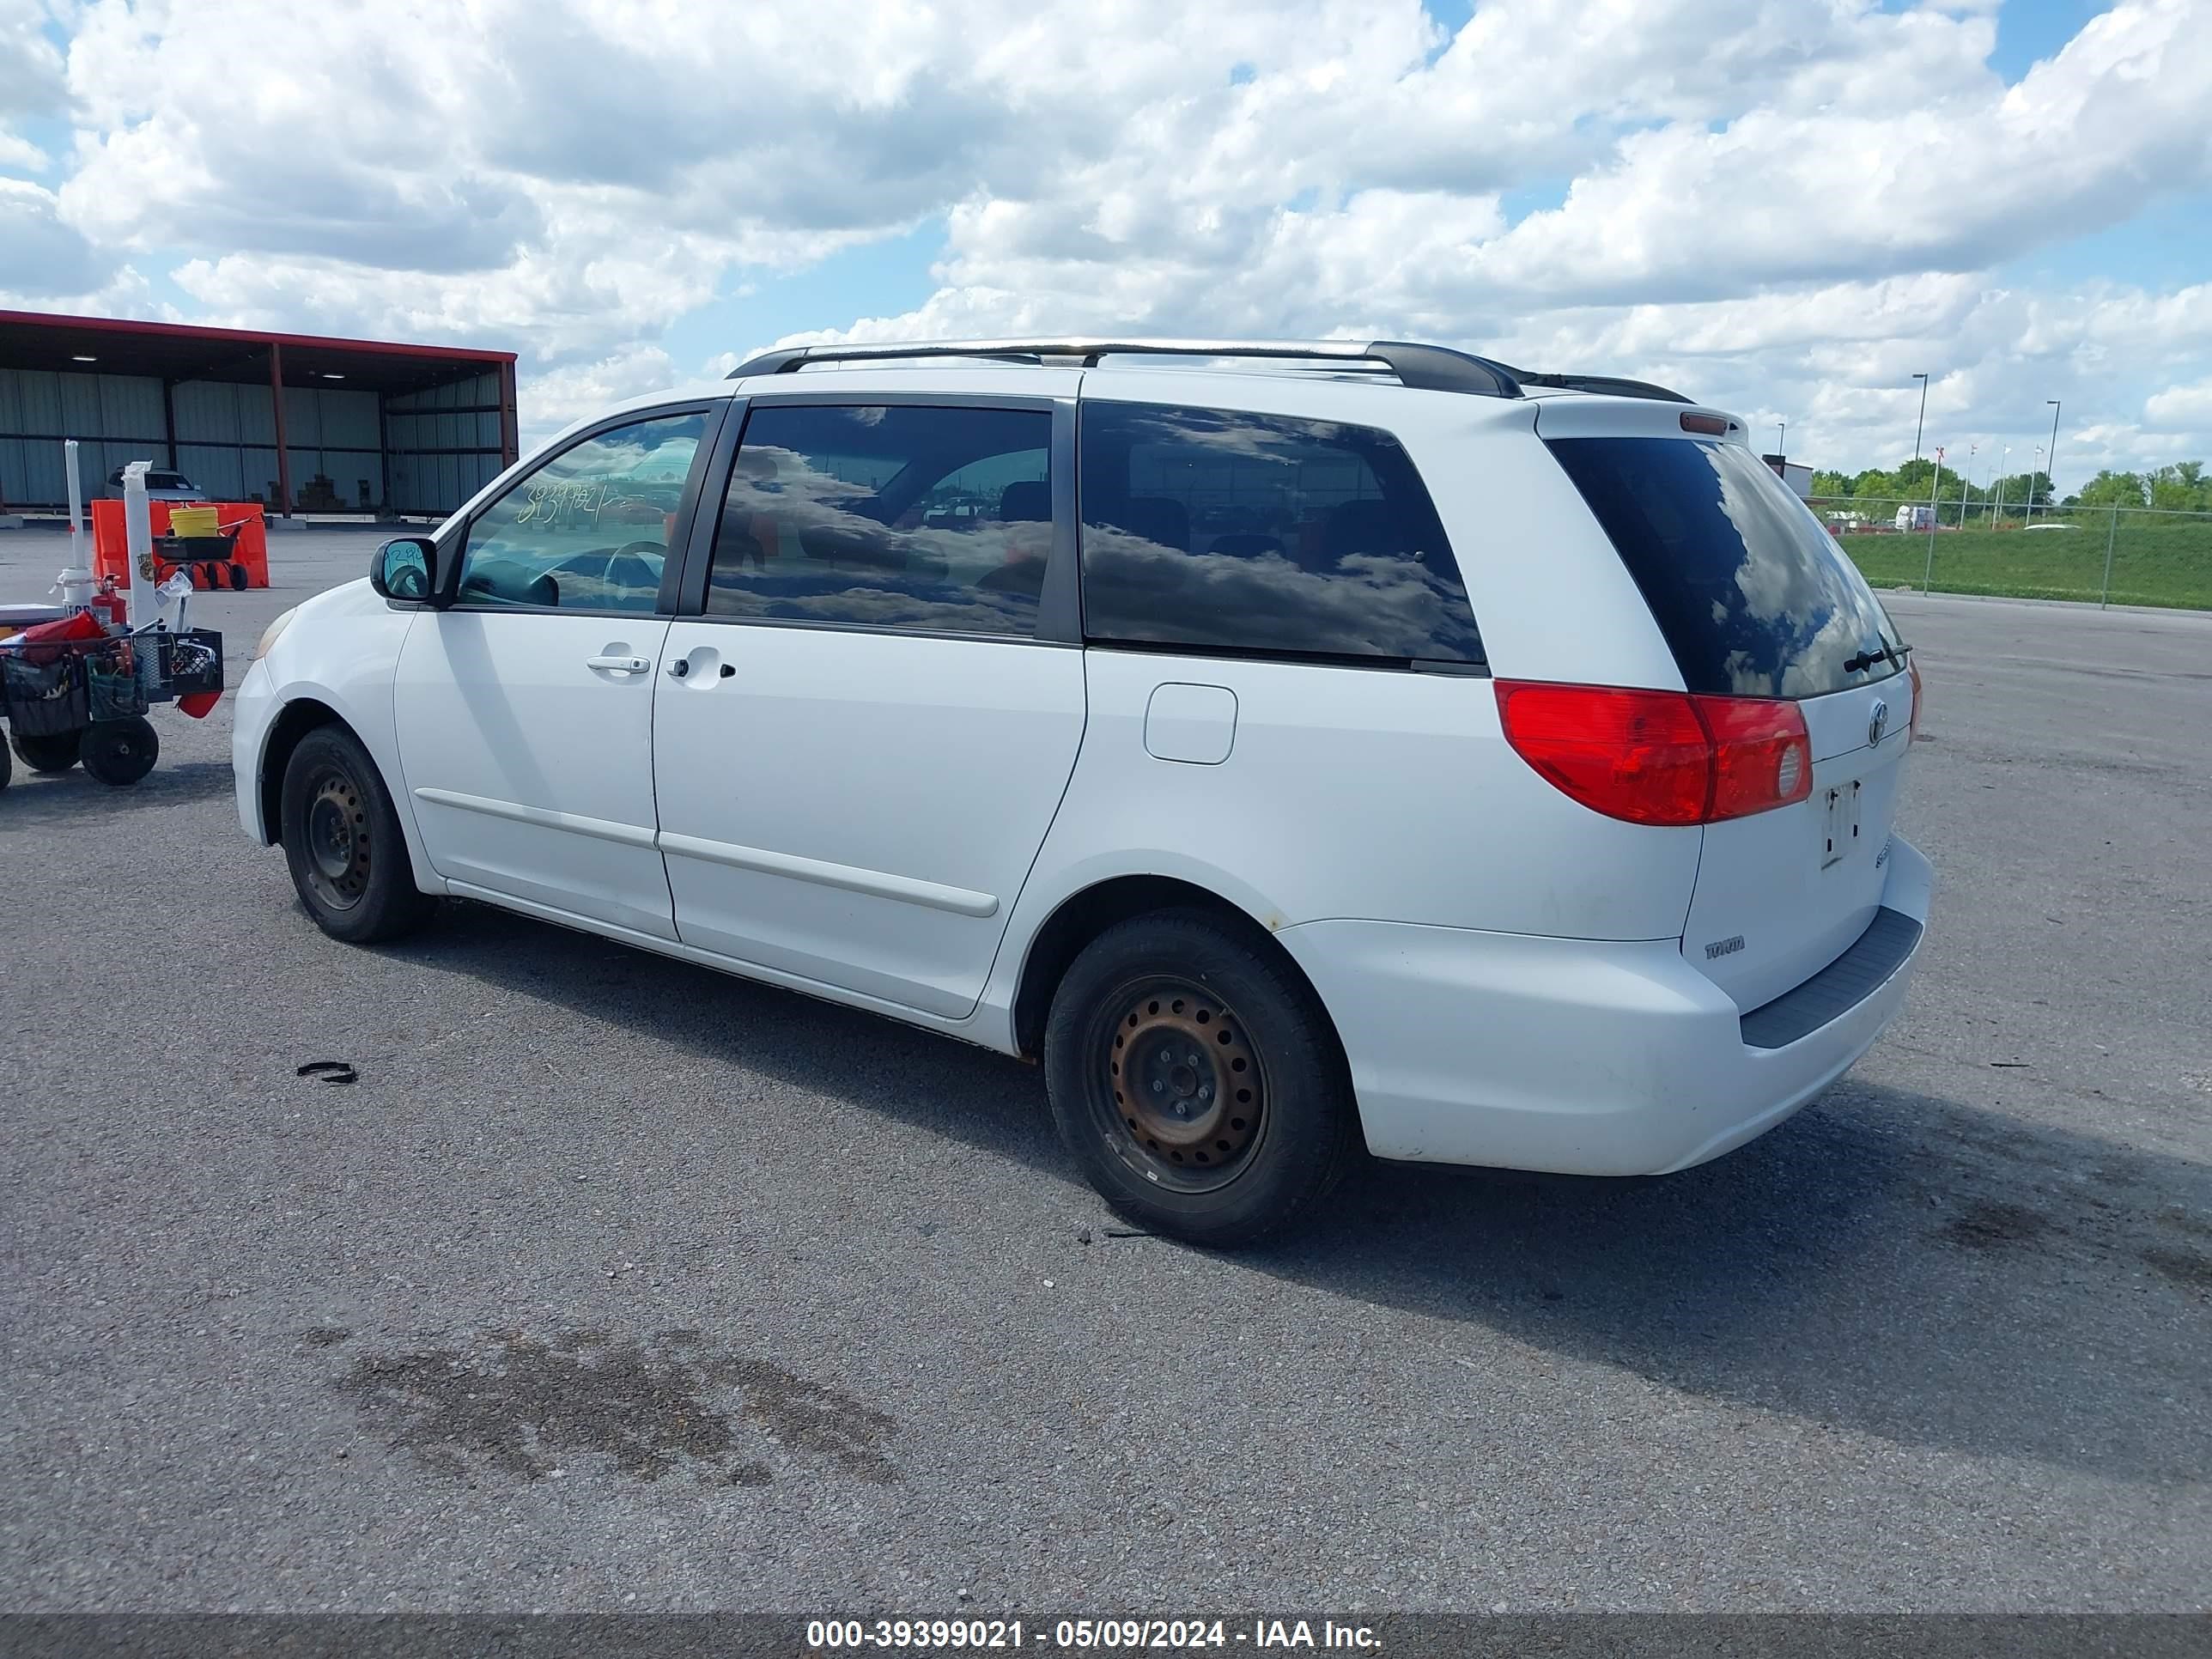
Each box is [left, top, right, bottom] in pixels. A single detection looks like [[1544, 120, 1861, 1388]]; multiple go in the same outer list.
[[234, 338, 1930, 1244]]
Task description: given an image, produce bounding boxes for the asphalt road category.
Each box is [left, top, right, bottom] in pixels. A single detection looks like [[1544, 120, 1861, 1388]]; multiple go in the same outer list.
[[2, 525, 2207, 1613]]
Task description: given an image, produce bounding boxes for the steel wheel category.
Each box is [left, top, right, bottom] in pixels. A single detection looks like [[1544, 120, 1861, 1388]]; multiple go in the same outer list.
[[300, 763, 373, 912], [1095, 976, 1267, 1193], [1046, 911, 1360, 1245], [279, 724, 434, 944]]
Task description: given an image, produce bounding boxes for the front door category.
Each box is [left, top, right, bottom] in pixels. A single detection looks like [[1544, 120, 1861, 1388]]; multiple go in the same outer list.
[[653, 398, 1085, 1018], [394, 406, 714, 939]]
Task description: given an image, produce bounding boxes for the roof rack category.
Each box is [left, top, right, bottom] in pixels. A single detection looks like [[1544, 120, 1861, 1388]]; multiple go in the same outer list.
[[725, 337, 1527, 399], [723, 338, 1702, 406]]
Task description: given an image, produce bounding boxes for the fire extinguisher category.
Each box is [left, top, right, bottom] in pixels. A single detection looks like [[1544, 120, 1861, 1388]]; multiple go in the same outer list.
[[92, 575, 127, 629]]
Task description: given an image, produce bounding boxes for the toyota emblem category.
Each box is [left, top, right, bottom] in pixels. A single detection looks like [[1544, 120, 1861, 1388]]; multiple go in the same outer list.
[[1869, 700, 1890, 745]]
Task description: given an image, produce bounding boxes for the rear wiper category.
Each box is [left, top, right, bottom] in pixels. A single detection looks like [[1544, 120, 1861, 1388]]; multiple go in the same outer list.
[[1844, 647, 1894, 674]]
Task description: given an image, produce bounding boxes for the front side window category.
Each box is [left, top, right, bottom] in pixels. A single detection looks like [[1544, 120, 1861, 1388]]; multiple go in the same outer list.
[[705, 404, 1053, 636], [458, 410, 706, 611], [1076, 402, 1482, 664]]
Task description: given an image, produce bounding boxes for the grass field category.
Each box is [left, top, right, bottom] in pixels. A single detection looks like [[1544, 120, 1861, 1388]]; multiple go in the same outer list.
[[1830, 513, 2212, 610]]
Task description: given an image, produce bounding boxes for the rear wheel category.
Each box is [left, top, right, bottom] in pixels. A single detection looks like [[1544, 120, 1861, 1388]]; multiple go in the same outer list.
[[10, 730, 80, 774], [80, 716, 158, 786], [1043, 910, 1358, 1247], [279, 725, 434, 943]]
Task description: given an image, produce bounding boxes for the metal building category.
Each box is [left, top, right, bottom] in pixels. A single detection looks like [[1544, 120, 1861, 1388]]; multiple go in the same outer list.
[[0, 310, 518, 518]]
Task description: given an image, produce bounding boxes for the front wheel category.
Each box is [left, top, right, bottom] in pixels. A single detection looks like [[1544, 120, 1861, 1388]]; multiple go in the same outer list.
[[1043, 910, 1359, 1248], [279, 724, 435, 943]]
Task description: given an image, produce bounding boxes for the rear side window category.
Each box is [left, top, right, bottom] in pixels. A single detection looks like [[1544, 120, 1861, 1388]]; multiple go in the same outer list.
[[1078, 403, 1482, 665], [706, 404, 1052, 637], [1546, 436, 1905, 698]]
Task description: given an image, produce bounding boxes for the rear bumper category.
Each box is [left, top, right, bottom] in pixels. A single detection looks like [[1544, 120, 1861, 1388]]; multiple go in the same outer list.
[[1276, 835, 1933, 1176]]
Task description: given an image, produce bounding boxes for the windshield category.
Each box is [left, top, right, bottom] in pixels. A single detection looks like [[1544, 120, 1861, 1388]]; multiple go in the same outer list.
[[1547, 436, 1905, 698]]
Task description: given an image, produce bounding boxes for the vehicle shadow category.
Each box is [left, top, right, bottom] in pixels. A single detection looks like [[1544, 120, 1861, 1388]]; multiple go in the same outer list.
[[1268, 1080, 2211, 1486], [0, 757, 234, 826], [390, 901, 2210, 1486], [386, 899, 1066, 1172]]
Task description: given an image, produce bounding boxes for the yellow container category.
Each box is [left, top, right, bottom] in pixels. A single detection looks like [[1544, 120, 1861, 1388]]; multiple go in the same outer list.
[[167, 506, 220, 537]]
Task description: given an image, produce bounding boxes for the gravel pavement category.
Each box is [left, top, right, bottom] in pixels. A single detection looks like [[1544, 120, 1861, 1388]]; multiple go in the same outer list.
[[2, 525, 2207, 1613]]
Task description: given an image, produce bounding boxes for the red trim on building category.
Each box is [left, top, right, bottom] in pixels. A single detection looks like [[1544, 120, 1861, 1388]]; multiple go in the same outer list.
[[0, 307, 516, 368]]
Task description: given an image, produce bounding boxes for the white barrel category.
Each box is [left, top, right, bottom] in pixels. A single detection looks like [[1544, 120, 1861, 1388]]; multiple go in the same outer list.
[[52, 566, 94, 609]]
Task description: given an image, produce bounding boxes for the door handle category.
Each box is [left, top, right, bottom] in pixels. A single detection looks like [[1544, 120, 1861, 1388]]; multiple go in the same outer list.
[[586, 654, 649, 673], [665, 658, 690, 678]]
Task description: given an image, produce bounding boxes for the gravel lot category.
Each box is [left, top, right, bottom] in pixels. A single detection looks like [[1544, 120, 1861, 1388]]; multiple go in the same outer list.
[[2, 524, 2207, 1613]]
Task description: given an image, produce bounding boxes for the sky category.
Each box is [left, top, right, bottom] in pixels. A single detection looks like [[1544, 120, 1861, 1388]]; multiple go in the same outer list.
[[1, 0, 2208, 489]]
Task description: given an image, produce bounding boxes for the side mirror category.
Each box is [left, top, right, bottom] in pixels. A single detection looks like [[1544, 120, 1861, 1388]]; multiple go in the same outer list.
[[370, 536, 436, 603]]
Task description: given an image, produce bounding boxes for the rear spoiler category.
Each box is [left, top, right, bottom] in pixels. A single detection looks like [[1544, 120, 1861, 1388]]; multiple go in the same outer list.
[[1494, 368, 1694, 405]]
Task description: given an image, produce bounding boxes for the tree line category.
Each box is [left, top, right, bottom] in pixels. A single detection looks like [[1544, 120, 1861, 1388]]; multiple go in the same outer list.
[[1808, 458, 2212, 514]]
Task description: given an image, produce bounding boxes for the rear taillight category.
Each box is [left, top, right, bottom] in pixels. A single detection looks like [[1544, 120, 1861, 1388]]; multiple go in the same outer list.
[[1492, 683, 1710, 825], [1494, 681, 1813, 826], [1698, 694, 1814, 820]]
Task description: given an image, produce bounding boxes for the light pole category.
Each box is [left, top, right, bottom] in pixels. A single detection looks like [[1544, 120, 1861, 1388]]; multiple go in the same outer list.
[[2045, 398, 2062, 516], [1923, 446, 1944, 592], [1911, 372, 1929, 463], [1993, 444, 2009, 524], [1777, 418, 1786, 459]]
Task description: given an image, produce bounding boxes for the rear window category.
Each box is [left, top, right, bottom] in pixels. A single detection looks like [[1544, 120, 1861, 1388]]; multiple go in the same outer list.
[[149, 472, 191, 490], [1546, 436, 1905, 698], [1079, 402, 1483, 665]]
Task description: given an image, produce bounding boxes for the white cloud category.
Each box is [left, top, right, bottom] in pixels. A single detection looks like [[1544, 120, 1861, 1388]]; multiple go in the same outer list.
[[0, 0, 64, 120], [1454, 0, 2209, 307], [0, 176, 111, 295], [522, 345, 685, 433], [2145, 378, 2212, 429], [4, 0, 2208, 478], [0, 0, 64, 178]]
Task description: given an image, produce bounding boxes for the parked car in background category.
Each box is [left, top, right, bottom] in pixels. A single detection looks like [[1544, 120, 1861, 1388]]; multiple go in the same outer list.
[[1764, 457, 1813, 500], [102, 466, 207, 502], [233, 337, 1931, 1245]]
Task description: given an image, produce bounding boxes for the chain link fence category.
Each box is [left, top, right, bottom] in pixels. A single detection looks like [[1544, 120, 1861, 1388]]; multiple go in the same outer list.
[[1808, 497, 2212, 611]]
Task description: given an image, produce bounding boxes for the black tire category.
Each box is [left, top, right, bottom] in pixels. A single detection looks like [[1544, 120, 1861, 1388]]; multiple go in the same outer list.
[[11, 729, 82, 774], [0, 735, 10, 793], [279, 724, 435, 943], [1043, 909, 1358, 1247], [79, 716, 158, 786]]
